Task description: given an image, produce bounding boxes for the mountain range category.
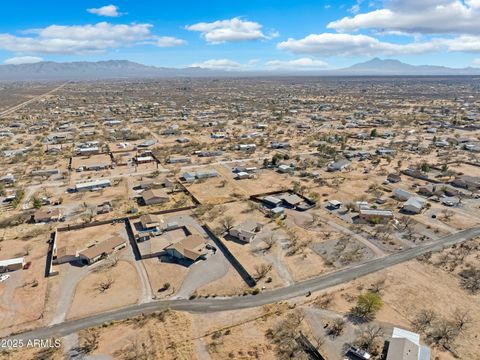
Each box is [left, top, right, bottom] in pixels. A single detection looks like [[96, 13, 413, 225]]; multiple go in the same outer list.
[[0, 58, 479, 81]]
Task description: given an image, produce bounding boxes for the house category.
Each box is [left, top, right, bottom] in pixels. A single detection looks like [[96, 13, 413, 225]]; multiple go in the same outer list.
[[279, 193, 303, 208], [181, 172, 196, 182], [135, 155, 156, 164], [229, 220, 263, 242], [141, 189, 169, 205], [268, 206, 285, 218], [75, 146, 99, 156], [262, 195, 283, 208], [327, 159, 351, 172], [131, 214, 168, 241], [440, 196, 459, 207], [387, 173, 402, 183], [0, 173, 15, 184], [196, 169, 218, 179], [75, 179, 111, 192], [451, 175, 480, 190], [168, 155, 190, 164], [0, 257, 25, 273], [237, 143, 256, 151], [136, 140, 156, 149], [271, 141, 290, 149], [32, 208, 63, 223], [164, 234, 207, 262], [359, 208, 394, 223], [79, 236, 127, 265], [235, 171, 253, 180], [402, 197, 426, 214], [96, 201, 113, 214], [386, 328, 430, 360], [376, 148, 395, 156], [277, 164, 294, 173], [327, 200, 342, 209], [393, 188, 414, 201]]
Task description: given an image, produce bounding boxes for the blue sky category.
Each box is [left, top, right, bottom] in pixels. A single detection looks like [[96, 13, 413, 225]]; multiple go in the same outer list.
[[1, 1, 480, 69]]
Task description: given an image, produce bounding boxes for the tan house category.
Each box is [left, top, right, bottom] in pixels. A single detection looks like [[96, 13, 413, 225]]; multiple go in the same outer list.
[[32, 208, 63, 223], [79, 235, 127, 264], [164, 234, 207, 262], [358, 208, 394, 223], [141, 189, 169, 205], [229, 220, 263, 242]]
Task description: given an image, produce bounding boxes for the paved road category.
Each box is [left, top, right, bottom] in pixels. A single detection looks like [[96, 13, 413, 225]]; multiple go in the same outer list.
[[5, 226, 480, 342]]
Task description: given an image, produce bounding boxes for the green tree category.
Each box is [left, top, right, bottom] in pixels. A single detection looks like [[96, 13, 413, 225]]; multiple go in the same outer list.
[[350, 292, 383, 321], [370, 128, 377, 138], [33, 197, 42, 209]]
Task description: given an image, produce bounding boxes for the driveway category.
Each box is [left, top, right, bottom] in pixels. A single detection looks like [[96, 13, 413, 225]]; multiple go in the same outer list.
[[174, 250, 230, 299]]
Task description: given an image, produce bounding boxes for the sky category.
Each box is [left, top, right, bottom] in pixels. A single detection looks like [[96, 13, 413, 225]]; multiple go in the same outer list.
[[1, 0, 480, 70]]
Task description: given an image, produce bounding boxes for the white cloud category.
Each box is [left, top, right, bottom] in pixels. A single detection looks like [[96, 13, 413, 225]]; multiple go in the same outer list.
[[186, 17, 271, 44], [442, 35, 480, 52], [190, 59, 244, 70], [277, 33, 440, 56], [349, 4, 361, 13], [472, 58, 480, 67], [4, 56, 43, 65], [87, 5, 122, 17], [0, 22, 181, 55], [152, 36, 186, 47], [265, 58, 328, 70], [466, 0, 480, 8], [328, 0, 480, 35]]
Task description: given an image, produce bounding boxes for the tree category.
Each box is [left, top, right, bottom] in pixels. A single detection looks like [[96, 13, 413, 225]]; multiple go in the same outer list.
[[459, 267, 480, 294], [350, 292, 383, 321], [328, 318, 345, 337], [79, 329, 99, 354], [441, 209, 454, 221], [428, 319, 459, 349], [452, 308, 472, 333], [355, 325, 384, 354], [262, 234, 276, 251], [254, 263, 273, 281], [220, 216, 235, 232], [370, 128, 377, 138], [33, 197, 42, 209], [97, 277, 114, 293], [413, 309, 437, 333]]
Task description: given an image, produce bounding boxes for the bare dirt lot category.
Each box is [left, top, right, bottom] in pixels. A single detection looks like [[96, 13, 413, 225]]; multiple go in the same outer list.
[[67, 260, 141, 319]]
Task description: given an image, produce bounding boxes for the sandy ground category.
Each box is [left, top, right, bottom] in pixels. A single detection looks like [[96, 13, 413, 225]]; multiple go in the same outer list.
[[0, 235, 50, 336], [67, 260, 141, 320]]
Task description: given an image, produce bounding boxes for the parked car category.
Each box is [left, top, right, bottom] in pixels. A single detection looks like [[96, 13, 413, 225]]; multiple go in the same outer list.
[[23, 261, 32, 270], [0, 274, 11, 282]]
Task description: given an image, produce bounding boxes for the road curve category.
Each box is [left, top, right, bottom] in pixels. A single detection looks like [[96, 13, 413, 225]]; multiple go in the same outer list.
[[5, 226, 480, 341]]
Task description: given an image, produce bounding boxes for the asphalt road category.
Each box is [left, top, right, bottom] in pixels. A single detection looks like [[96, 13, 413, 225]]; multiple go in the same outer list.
[[6, 226, 480, 342]]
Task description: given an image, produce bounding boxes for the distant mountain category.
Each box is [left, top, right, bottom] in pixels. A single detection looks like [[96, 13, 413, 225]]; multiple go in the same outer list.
[[1, 58, 479, 81], [336, 57, 480, 76], [0, 60, 224, 81]]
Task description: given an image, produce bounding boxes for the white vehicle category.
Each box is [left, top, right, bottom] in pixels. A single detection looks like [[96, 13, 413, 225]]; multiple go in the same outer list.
[[0, 274, 11, 282]]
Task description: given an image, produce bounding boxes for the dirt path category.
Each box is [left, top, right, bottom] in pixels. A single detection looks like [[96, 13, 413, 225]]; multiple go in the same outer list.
[[287, 209, 386, 257], [0, 83, 67, 117], [265, 247, 294, 286]]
